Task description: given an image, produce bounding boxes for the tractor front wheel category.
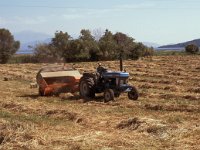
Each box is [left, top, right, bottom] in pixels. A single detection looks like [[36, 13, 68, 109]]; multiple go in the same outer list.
[[128, 86, 139, 100], [104, 89, 114, 102]]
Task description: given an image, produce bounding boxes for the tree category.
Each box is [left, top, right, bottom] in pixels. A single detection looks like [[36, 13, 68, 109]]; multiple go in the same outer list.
[[34, 43, 58, 63], [130, 42, 144, 60], [79, 29, 99, 61], [51, 31, 71, 59], [99, 29, 117, 60], [185, 44, 199, 54], [0, 28, 20, 63], [34, 31, 73, 63], [113, 32, 135, 59], [130, 43, 154, 60], [67, 39, 85, 61]]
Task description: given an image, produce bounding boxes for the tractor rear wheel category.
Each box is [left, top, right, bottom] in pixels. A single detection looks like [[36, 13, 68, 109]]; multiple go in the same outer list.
[[79, 77, 95, 100], [104, 89, 114, 102], [128, 86, 139, 100]]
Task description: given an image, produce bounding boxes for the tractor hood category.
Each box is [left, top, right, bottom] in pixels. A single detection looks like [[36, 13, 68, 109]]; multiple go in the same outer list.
[[102, 71, 129, 78]]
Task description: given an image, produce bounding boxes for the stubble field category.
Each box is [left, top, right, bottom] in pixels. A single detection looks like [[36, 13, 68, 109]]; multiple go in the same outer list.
[[0, 56, 200, 150]]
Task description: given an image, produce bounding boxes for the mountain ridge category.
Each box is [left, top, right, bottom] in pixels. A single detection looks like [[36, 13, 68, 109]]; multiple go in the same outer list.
[[14, 31, 52, 54], [159, 39, 200, 48]]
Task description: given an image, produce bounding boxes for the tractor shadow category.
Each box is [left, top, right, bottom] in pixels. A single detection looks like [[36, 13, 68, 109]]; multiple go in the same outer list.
[[18, 94, 40, 100], [18, 93, 105, 103], [61, 94, 104, 103], [82, 96, 104, 103]]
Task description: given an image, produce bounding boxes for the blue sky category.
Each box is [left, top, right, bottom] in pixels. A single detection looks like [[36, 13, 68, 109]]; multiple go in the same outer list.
[[0, 0, 200, 45]]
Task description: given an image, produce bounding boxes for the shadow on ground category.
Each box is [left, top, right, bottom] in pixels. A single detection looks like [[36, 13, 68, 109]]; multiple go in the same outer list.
[[18, 94, 40, 99], [18, 94, 105, 103]]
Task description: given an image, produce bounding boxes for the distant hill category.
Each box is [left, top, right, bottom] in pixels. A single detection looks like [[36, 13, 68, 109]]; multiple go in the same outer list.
[[14, 30, 52, 43], [159, 39, 200, 49], [142, 42, 160, 48], [14, 31, 79, 54], [17, 39, 51, 54], [14, 31, 52, 54]]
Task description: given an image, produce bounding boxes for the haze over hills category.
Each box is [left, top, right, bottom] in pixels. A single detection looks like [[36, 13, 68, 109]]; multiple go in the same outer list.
[[14, 31, 80, 54], [142, 42, 160, 48], [14, 30, 52, 43], [159, 39, 200, 49], [14, 31, 52, 54]]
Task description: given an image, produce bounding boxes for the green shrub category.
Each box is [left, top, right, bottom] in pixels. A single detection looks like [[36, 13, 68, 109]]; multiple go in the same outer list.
[[185, 44, 199, 54]]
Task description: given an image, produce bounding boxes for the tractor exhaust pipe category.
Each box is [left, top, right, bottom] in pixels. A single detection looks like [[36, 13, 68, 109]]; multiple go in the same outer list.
[[120, 53, 123, 71]]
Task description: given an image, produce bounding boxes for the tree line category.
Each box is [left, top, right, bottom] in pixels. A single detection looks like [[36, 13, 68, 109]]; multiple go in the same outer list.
[[34, 29, 154, 63], [1, 28, 199, 64]]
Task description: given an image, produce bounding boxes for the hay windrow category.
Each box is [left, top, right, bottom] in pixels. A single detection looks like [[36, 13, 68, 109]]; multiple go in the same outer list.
[[144, 104, 200, 113], [0, 56, 200, 149]]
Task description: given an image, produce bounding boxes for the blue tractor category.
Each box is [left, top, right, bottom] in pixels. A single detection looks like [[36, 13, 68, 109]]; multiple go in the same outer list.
[[79, 59, 139, 102]]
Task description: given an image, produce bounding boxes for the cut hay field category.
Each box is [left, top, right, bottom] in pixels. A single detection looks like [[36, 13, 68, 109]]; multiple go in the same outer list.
[[0, 56, 200, 150]]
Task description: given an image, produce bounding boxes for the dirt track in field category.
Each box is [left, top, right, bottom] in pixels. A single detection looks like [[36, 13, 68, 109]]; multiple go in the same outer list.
[[0, 56, 200, 149]]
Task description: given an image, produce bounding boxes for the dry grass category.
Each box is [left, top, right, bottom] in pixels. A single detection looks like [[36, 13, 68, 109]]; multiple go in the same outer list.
[[0, 55, 200, 149]]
